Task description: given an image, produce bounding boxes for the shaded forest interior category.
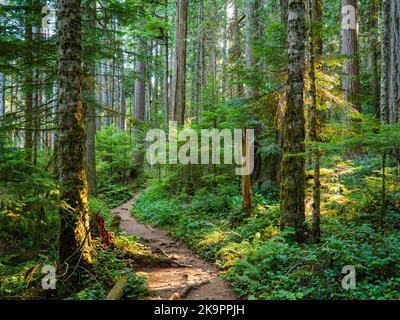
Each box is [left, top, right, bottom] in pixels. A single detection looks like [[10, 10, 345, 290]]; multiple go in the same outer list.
[[1, 0, 400, 300]]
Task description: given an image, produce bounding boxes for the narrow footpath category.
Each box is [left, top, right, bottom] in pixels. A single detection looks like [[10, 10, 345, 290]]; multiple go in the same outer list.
[[112, 194, 237, 300]]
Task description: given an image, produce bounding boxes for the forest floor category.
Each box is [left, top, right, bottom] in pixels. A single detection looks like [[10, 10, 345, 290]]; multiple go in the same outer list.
[[112, 193, 237, 300]]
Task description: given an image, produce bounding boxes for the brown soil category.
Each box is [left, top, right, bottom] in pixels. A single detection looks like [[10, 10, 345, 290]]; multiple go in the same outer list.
[[112, 194, 237, 300]]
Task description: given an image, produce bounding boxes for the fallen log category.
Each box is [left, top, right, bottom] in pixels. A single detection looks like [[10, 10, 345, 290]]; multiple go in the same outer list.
[[169, 279, 211, 300]]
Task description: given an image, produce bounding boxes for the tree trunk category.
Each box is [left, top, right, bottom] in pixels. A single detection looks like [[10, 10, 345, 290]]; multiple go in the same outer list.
[[270, 0, 293, 185], [280, 0, 289, 25], [221, 1, 228, 100], [153, 43, 160, 124], [24, 2, 33, 162], [368, 0, 379, 118], [242, 126, 252, 212], [380, 0, 390, 123], [245, 0, 261, 98], [170, 0, 188, 126], [146, 41, 153, 123], [96, 63, 102, 131], [103, 61, 109, 126], [0, 73, 5, 117], [133, 39, 146, 177], [120, 52, 126, 130], [309, 0, 321, 243], [196, 0, 205, 113], [389, 0, 400, 123], [135, 41, 146, 123], [57, 0, 92, 268], [163, 1, 170, 127], [33, 69, 41, 166], [245, 0, 264, 186], [341, 0, 361, 111], [209, 0, 218, 111], [380, 150, 386, 229], [232, 1, 244, 96], [280, 0, 306, 241], [119, 48, 126, 130]]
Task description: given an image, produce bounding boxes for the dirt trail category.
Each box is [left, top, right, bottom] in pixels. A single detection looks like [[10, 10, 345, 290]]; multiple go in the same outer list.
[[112, 194, 237, 300]]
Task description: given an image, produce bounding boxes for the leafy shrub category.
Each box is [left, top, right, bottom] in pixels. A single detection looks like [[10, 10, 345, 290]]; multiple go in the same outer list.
[[96, 126, 135, 186], [68, 237, 150, 300], [97, 184, 132, 208], [133, 175, 400, 300], [225, 224, 400, 300]]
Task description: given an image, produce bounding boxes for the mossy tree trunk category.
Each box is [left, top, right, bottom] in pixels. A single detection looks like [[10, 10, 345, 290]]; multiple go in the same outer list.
[[280, 0, 306, 241], [57, 0, 92, 268]]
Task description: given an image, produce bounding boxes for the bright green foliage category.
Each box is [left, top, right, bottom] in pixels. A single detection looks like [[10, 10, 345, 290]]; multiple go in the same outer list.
[[0, 145, 59, 248], [96, 184, 133, 208], [1, 0, 400, 302], [226, 223, 400, 299], [1, 191, 150, 300], [69, 243, 149, 300], [96, 126, 135, 186], [134, 148, 400, 300]]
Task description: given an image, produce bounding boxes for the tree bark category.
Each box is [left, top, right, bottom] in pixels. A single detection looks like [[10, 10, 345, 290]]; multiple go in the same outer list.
[[280, 0, 306, 241], [368, 0, 379, 118], [133, 39, 146, 177], [163, 1, 170, 127], [33, 69, 41, 166], [24, 1, 33, 162], [196, 0, 205, 113], [380, 150, 386, 229], [57, 0, 92, 267], [242, 126, 252, 212], [389, 0, 400, 123], [96, 63, 102, 131], [221, 1, 228, 100], [120, 52, 126, 130], [341, 0, 361, 111], [245, 0, 261, 98], [146, 40, 153, 123], [170, 0, 188, 126], [280, 0, 289, 25], [0, 73, 5, 117], [380, 0, 390, 123], [135, 40, 146, 123], [232, 1, 244, 96], [309, 0, 321, 243]]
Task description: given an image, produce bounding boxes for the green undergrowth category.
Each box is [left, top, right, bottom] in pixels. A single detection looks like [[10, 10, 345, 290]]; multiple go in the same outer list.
[[63, 193, 153, 300], [96, 183, 133, 208], [64, 237, 150, 300], [0, 235, 152, 300], [0, 188, 151, 300], [133, 160, 400, 299]]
